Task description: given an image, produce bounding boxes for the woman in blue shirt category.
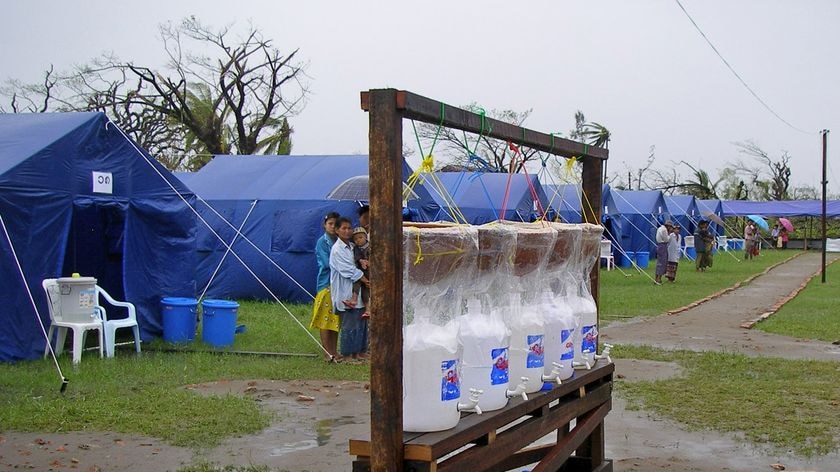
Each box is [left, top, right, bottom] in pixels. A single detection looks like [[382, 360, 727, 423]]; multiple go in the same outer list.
[[309, 212, 340, 361]]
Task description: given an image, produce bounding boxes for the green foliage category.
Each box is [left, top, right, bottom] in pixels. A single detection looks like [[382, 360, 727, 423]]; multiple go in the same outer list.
[[614, 345, 840, 456], [755, 259, 840, 341]]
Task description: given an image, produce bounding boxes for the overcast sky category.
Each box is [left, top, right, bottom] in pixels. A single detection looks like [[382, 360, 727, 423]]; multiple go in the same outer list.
[[3, 0, 838, 195]]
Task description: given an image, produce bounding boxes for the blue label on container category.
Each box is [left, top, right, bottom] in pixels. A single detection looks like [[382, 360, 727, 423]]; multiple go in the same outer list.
[[490, 347, 509, 385], [526, 334, 545, 368], [561, 329, 575, 360], [581, 325, 598, 354], [441, 359, 460, 401]]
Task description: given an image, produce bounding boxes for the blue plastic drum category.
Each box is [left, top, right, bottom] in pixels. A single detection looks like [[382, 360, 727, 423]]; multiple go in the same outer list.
[[201, 299, 240, 348], [161, 297, 198, 343]]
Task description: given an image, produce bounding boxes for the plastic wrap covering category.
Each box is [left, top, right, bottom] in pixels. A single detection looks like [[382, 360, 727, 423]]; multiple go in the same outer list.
[[476, 223, 518, 299], [402, 224, 479, 432], [403, 224, 479, 323], [571, 223, 604, 366]]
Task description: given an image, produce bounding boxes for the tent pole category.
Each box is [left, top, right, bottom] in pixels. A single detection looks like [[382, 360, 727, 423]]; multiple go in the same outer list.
[[821, 130, 829, 283]]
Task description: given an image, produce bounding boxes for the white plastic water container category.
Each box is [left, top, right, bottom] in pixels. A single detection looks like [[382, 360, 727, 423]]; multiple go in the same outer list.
[[572, 288, 599, 367], [459, 300, 510, 412], [56, 276, 98, 323], [403, 319, 463, 432], [506, 293, 545, 394], [541, 292, 575, 380]]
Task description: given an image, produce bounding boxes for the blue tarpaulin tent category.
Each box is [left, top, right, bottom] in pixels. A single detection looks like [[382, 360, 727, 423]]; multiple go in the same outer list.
[[543, 184, 626, 260], [183, 154, 436, 302], [664, 195, 700, 238], [422, 172, 550, 224], [605, 188, 668, 255], [0, 112, 196, 361]]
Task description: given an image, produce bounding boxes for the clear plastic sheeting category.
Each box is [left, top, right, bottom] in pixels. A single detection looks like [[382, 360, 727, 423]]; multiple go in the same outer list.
[[402, 224, 479, 432]]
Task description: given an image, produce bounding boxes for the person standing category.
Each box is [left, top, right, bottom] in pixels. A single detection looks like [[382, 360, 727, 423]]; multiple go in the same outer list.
[[654, 220, 673, 284], [309, 212, 341, 361], [744, 222, 756, 260], [330, 216, 369, 360], [780, 227, 789, 249], [771, 224, 780, 248], [695, 220, 713, 271], [666, 224, 682, 282]]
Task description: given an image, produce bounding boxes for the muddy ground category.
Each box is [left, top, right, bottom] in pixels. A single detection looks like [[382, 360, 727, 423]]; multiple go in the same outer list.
[[1, 252, 838, 471]]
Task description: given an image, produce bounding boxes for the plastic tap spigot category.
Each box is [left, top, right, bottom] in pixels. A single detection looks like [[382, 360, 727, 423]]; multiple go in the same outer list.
[[506, 377, 529, 401], [541, 362, 563, 384]]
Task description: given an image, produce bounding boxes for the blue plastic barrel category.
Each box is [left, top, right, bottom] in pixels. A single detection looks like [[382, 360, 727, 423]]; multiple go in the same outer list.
[[635, 251, 650, 269], [201, 299, 240, 348], [685, 246, 696, 260], [618, 251, 636, 268], [733, 239, 744, 250], [161, 297, 198, 343]]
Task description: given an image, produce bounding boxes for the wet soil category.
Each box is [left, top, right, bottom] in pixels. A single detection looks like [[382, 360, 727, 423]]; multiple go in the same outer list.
[[2, 252, 838, 471]]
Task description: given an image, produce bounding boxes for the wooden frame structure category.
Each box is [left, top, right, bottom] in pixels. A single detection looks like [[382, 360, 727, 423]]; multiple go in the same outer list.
[[359, 89, 608, 471]]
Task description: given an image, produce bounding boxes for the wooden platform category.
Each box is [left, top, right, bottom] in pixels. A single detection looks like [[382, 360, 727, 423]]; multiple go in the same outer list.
[[350, 361, 614, 472]]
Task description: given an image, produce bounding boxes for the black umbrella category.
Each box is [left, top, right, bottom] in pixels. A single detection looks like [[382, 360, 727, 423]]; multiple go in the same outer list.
[[326, 175, 419, 201]]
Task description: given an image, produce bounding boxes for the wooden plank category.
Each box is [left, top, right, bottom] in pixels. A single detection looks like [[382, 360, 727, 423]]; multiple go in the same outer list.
[[408, 363, 614, 459], [530, 402, 611, 472], [581, 155, 603, 319], [366, 88, 406, 471], [361, 90, 608, 161], [436, 384, 612, 472], [484, 444, 553, 472]]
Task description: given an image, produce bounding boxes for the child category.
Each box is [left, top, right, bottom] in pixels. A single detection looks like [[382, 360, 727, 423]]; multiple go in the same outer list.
[[351, 227, 371, 319], [666, 224, 681, 282]]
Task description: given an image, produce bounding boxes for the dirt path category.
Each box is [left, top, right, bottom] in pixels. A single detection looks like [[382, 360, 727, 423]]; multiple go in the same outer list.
[[2, 253, 839, 471], [601, 252, 840, 360]]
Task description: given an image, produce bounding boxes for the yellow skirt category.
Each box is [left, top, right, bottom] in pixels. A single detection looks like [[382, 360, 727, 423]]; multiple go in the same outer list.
[[309, 288, 340, 332]]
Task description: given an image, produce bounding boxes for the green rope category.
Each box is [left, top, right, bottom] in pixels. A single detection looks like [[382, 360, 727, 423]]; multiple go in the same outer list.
[[473, 107, 488, 155]]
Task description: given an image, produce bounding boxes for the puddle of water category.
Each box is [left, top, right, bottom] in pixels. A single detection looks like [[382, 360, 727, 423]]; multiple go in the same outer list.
[[315, 415, 362, 445], [269, 439, 319, 457]]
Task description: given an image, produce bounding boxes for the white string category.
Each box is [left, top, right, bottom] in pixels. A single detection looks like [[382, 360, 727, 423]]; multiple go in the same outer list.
[[107, 122, 329, 357], [0, 213, 66, 378], [198, 199, 258, 303]]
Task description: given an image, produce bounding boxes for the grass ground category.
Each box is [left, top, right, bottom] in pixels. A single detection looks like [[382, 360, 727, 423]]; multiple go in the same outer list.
[[0, 248, 834, 462], [754, 256, 840, 342], [614, 345, 840, 456], [599, 248, 792, 323]]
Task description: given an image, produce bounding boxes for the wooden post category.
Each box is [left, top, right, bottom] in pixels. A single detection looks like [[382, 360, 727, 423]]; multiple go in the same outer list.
[[582, 157, 603, 310], [366, 89, 405, 471]]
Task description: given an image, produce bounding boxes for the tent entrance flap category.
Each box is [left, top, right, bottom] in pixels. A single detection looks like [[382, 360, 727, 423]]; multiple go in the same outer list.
[[62, 198, 128, 301]]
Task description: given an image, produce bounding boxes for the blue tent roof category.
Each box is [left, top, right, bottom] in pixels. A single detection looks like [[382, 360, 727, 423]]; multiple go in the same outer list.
[[182, 154, 436, 302], [0, 112, 196, 361], [423, 172, 550, 224], [722, 199, 840, 218]]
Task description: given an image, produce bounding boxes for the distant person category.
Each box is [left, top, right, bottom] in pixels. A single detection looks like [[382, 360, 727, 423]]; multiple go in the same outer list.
[[779, 227, 789, 249], [695, 220, 713, 271], [309, 212, 340, 361], [654, 220, 673, 284], [350, 226, 371, 319], [771, 224, 780, 247], [666, 224, 682, 282], [330, 216, 369, 360], [358, 204, 370, 234], [744, 222, 756, 260]]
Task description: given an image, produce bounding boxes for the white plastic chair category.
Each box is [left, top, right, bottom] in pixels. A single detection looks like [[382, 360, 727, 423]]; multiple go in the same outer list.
[[683, 235, 695, 259], [95, 285, 141, 358], [42, 278, 103, 364], [599, 239, 615, 271], [717, 236, 728, 251]]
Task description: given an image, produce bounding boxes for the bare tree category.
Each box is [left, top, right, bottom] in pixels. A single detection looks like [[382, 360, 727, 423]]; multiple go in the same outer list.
[[2, 17, 308, 171], [732, 140, 792, 200], [415, 103, 539, 173]]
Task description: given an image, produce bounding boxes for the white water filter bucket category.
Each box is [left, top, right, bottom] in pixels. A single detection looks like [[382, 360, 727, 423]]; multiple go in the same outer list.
[[541, 292, 575, 381], [459, 299, 510, 412], [506, 293, 545, 394], [403, 319, 462, 432]]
